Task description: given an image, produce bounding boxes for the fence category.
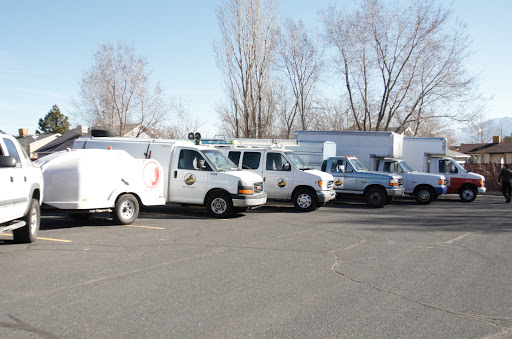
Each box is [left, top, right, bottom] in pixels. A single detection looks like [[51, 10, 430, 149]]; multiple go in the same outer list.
[[463, 163, 501, 191]]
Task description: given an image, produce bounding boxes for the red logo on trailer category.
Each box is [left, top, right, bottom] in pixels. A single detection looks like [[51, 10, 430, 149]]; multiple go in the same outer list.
[[143, 162, 161, 188]]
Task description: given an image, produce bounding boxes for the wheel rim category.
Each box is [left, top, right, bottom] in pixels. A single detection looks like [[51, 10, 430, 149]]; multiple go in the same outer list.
[[211, 197, 227, 214], [369, 192, 383, 204], [29, 207, 38, 235], [418, 190, 431, 202], [297, 193, 312, 209], [120, 200, 136, 220], [462, 189, 475, 201]]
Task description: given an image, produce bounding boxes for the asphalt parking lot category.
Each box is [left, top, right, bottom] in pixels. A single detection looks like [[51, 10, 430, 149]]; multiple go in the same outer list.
[[1, 194, 511, 338]]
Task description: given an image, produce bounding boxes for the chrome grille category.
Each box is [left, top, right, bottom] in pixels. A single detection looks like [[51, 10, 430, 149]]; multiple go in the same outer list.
[[327, 180, 334, 190], [398, 178, 403, 186]]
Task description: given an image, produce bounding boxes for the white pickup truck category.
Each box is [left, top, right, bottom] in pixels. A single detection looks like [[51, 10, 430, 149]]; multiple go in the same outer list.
[[0, 133, 44, 243]]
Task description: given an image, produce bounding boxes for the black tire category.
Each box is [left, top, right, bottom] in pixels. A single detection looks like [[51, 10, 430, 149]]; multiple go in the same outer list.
[[459, 185, 477, 202], [91, 129, 117, 137], [415, 186, 435, 205], [13, 198, 40, 243], [206, 192, 234, 218], [112, 194, 139, 225], [68, 212, 92, 222], [365, 187, 386, 208], [292, 188, 317, 212]]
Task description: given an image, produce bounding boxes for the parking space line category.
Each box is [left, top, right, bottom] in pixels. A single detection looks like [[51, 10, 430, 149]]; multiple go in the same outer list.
[[0, 234, 72, 243], [445, 233, 471, 244], [140, 212, 207, 219], [124, 225, 165, 230]]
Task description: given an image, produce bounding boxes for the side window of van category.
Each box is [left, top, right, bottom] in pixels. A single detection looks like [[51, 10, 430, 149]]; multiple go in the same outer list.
[[228, 151, 241, 166], [266, 153, 290, 171], [330, 159, 345, 173], [178, 149, 211, 171], [241, 152, 261, 169]]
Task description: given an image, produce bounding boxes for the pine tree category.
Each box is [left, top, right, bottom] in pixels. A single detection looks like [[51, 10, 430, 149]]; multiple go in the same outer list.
[[38, 105, 70, 134]]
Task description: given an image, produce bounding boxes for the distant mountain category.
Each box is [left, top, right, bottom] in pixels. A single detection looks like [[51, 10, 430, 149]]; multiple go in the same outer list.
[[442, 117, 512, 145]]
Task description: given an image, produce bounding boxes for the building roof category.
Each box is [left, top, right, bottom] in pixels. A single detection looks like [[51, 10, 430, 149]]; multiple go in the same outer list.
[[457, 142, 512, 154], [36, 130, 82, 155], [17, 133, 59, 147]]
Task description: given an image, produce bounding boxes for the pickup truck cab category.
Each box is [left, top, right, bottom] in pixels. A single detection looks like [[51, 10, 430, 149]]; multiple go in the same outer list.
[[376, 158, 447, 204], [0, 133, 43, 242], [216, 145, 335, 212], [321, 156, 404, 208]]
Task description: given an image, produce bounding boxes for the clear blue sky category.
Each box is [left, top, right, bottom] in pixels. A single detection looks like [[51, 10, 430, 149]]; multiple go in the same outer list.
[[1, 0, 510, 137]]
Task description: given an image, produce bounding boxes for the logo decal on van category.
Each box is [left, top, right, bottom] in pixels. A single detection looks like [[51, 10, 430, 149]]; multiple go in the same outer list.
[[143, 161, 161, 188], [334, 178, 343, 186], [184, 173, 196, 186], [277, 178, 287, 188]]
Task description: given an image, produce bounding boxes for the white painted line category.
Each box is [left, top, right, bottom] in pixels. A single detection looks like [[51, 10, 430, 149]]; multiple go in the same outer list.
[[446, 233, 471, 244]]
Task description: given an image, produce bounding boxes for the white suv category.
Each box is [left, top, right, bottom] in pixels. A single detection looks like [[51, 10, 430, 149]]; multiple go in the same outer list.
[[0, 133, 44, 243]]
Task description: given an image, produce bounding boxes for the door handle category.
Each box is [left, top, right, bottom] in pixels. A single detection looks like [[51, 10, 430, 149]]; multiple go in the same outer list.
[[174, 171, 177, 178], [10, 177, 13, 183]]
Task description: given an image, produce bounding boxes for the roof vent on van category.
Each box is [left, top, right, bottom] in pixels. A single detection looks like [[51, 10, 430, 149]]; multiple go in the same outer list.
[[91, 129, 117, 137]]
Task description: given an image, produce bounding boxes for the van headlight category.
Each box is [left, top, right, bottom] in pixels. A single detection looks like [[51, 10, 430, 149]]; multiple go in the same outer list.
[[389, 178, 399, 187], [238, 180, 254, 194]]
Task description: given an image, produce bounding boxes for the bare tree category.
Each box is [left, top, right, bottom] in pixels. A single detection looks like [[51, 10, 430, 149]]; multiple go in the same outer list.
[[322, 0, 479, 135], [159, 99, 203, 139], [277, 18, 322, 135], [75, 42, 169, 136], [214, 0, 280, 138]]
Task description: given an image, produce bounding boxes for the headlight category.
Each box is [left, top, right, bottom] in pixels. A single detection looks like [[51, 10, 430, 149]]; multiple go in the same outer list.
[[389, 178, 399, 186], [238, 180, 254, 194]]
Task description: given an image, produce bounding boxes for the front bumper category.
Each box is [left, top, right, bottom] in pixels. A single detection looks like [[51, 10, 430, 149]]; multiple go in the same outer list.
[[386, 187, 405, 196], [231, 192, 268, 207], [317, 189, 336, 203], [435, 186, 448, 195], [478, 186, 487, 194]]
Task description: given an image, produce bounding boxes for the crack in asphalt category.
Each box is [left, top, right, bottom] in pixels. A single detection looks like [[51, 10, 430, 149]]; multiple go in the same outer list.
[[0, 315, 58, 338], [329, 240, 512, 338]]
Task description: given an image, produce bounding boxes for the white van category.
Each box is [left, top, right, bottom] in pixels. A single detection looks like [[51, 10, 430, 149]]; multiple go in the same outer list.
[[214, 145, 335, 211], [73, 136, 267, 218]]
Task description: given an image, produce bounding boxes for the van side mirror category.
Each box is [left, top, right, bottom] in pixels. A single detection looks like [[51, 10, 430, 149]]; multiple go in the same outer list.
[[0, 155, 16, 168], [282, 163, 291, 171], [197, 159, 207, 170]]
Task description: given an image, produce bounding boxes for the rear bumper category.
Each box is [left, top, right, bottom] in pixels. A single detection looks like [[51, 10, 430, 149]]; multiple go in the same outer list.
[[317, 189, 336, 203], [231, 192, 268, 207]]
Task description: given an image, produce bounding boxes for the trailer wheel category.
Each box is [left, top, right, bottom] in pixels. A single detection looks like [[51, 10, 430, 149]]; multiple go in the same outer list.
[[415, 186, 434, 205], [293, 188, 317, 212], [459, 185, 477, 202], [365, 187, 386, 208], [113, 194, 139, 225], [13, 198, 40, 243], [206, 192, 234, 218]]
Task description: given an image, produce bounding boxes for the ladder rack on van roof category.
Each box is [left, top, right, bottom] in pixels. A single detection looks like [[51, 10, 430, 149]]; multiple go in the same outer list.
[[201, 138, 298, 150]]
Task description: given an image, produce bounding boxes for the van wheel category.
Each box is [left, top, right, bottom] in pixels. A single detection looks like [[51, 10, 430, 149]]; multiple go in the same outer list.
[[459, 185, 477, 202], [293, 188, 317, 212], [206, 193, 234, 218], [415, 186, 434, 204], [113, 194, 139, 225], [384, 196, 394, 205], [365, 187, 386, 208], [13, 198, 40, 243]]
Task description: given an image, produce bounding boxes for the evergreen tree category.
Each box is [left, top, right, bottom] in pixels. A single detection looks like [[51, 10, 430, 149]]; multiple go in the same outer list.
[[38, 105, 70, 134]]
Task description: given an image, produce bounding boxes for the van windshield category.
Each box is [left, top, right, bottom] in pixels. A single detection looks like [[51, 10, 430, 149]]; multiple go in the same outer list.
[[203, 150, 238, 171], [285, 151, 311, 170]]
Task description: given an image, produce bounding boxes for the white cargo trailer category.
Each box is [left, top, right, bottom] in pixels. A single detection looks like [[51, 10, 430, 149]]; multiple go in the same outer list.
[[35, 149, 165, 224]]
